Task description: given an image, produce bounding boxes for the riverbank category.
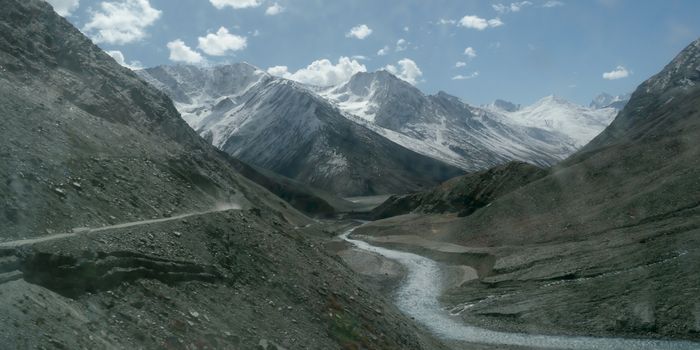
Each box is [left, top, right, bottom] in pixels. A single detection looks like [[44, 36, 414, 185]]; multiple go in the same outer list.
[[339, 224, 700, 350]]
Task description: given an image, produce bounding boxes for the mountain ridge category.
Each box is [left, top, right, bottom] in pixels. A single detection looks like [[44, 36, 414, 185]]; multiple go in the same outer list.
[[139, 64, 464, 196], [321, 71, 582, 170]]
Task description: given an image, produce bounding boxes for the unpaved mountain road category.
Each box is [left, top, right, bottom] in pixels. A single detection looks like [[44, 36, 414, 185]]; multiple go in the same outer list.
[[0, 204, 241, 250], [341, 226, 700, 350], [0, 204, 243, 286]]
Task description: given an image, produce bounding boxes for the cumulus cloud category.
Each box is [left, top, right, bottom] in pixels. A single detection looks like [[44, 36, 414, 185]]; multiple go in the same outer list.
[[197, 27, 247, 56], [346, 24, 373, 39], [492, 1, 532, 13], [265, 3, 284, 15], [395, 38, 408, 52], [167, 39, 204, 64], [543, 1, 564, 8], [384, 58, 423, 85], [209, 0, 262, 9], [602, 66, 630, 80], [377, 46, 390, 56], [458, 15, 503, 30], [106, 50, 142, 70], [267, 65, 290, 77], [83, 0, 161, 45], [45, 0, 80, 16], [464, 47, 477, 58], [267, 57, 367, 86], [455, 61, 467, 68], [452, 72, 479, 80]]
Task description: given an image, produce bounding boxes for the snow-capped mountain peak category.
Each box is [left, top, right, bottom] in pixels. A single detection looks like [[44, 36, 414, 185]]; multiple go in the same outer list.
[[495, 95, 619, 147], [320, 70, 424, 124], [322, 71, 581, 170], [589, 92, 631, 109], [141, 62, 623, 188]]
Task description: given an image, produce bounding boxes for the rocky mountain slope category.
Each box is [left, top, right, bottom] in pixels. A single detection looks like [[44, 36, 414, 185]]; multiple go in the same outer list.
[[321, 71, 595, 170], [139, 65, 463, 196], [370, 162, 547, 220], [0, 1, 450, 349], [0, 4, 314, 240], [357, 37, 700, 340]]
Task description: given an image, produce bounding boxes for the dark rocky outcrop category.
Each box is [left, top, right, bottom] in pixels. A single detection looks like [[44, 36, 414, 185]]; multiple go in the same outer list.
[[370, 162, 547, 219]]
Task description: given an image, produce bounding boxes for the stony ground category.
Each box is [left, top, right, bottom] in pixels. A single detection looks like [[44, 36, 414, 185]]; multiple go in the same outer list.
[[0, 209, 448, 350]]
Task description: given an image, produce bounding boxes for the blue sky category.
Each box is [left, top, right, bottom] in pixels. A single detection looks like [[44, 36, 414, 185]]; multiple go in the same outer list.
[[49, 0, 700, 106]]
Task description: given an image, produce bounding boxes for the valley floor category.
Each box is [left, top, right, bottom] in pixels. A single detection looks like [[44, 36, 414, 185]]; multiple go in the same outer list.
[[332, 214, 700, 349], [2, 199, 699, 350], [0, 208, 447, 350]]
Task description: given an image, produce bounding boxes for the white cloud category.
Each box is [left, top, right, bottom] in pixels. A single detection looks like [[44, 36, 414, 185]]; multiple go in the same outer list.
[[492, 4, 508, 13], [267, 56, 367, 86], [543, 1, 564, 8], [395, 39, 408, 52], [106, 50, 142, 70], [45, 0, 80, 16], [384, 58, 423, 85], [267, 65, 290, 77], [83, 0, 161, 45], [167, 39, 204, 64], [488, 18, 505, 27], [458, 15, 504, 30], [352, 55, 369, 60], [455, 61, 467, 68], [403, 26, 410, 32], [209, 0, 262, 9], [346, 24, 373, 39], [437, 18, 457, 25], [464, 47, 477, 58], [452, 72, 479, 80], [492, 1, 532, 14], [265, 3, 284, 15], [377, 46, 390, 56], [197, 27, 247, 56], [602, 66, 630, 80]]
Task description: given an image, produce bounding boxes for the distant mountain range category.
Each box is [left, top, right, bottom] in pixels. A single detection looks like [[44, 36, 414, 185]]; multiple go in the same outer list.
[[138, 65, 463, 196], [139, 64, 628, 195]]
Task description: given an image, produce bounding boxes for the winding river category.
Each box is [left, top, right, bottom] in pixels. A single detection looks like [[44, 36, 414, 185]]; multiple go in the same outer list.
[[340, 227, 700, 350]]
